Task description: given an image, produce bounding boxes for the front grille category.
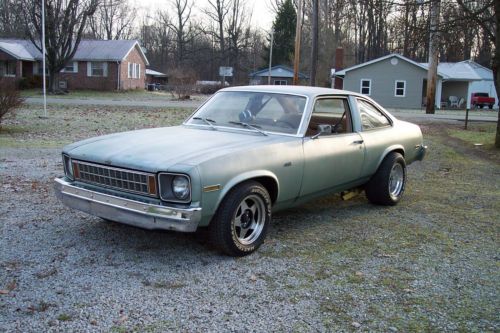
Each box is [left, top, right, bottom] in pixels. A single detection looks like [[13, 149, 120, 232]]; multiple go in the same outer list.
[[73, 160, 157, 197]]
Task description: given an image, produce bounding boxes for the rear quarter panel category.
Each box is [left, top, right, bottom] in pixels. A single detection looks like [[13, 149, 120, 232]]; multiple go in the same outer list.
[[359, 120, 424, 177]]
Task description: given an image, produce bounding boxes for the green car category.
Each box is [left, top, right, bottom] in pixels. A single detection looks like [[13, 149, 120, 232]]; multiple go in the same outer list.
[[55, 86, 427, 256]]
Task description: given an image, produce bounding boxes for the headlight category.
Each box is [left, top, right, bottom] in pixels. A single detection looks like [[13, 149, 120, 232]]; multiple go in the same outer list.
[[158, 173, 191, 203], [62, 154, 74, 180], [172, 176, 190, 200]]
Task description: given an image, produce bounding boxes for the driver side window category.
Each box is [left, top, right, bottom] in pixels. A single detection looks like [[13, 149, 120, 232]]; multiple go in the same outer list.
[[307, 98, 352, 136]]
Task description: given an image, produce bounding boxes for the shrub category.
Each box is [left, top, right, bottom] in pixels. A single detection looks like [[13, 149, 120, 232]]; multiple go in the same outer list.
[[199, 84, 222, 95], [0, 79, 24, 128], [167, 68, 198, 100]]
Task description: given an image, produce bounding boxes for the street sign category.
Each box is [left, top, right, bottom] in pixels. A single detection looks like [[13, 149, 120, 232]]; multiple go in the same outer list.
[[219, 66, 233, 77]]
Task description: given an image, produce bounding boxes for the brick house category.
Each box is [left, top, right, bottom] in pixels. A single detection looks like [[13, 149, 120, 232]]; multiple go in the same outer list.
[[0, 39, 149, 91]]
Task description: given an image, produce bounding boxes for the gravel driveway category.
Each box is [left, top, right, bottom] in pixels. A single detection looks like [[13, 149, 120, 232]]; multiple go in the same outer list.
[[0, 106, 498, 332]]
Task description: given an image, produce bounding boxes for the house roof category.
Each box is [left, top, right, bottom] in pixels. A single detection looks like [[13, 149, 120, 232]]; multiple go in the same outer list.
[[0, 39, 149, 65], [419, 61, 482, 81], [335, 53, 489, 82], [249, 65, 309, 79], [145, 69, 167, 77], [335, 54, 437, 77], [0, 40, 38, 60]]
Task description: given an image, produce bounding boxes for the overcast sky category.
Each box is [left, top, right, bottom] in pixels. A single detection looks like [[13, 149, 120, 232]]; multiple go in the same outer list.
[[135, 0, 275, 31]]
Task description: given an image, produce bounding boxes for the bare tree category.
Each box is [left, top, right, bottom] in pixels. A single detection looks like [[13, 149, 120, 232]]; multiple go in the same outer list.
[[0, 0, 24, 37], [226, 0, 252, 82], [87, 0, 135, 40], [17, 0, 98, 92], [168, 0, 194, 66], [203, 0, 231, 64]]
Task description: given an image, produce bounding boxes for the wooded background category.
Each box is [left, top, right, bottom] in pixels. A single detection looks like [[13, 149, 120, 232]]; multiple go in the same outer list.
[[0, 0, 495, 86]]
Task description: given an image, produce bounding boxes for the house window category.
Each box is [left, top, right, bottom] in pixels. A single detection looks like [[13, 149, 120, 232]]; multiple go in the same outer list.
[[87, 62, 107, 77], [0, 61, 16, 77], [129, 63, 141, 79], [274, 80, 287, 85], [61, 62, 78, 73], [360, 79, 371, 95], [134, 63, 140, 79], [395, 80, 406, 97]]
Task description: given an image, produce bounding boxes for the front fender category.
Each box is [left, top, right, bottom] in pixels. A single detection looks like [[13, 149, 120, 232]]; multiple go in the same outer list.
[[198, 170, 279, 227]]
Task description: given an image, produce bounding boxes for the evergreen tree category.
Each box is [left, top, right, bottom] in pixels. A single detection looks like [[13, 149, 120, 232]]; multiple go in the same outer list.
[[263, 0, 296, 67]]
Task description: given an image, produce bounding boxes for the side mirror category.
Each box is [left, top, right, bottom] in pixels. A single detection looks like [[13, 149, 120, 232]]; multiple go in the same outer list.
[[312, 124, 332, 139]]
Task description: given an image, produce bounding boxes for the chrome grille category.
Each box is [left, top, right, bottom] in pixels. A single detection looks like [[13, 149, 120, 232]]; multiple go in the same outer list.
[[73, 160, 156, 197]]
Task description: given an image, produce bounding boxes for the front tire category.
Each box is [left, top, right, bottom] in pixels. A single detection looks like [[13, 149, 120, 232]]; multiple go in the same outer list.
[[365, 152, 406, 206], [209, 181, 271, 256]]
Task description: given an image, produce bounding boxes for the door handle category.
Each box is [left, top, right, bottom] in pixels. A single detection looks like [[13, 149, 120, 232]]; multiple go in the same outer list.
[[352, 140, 364, 144]]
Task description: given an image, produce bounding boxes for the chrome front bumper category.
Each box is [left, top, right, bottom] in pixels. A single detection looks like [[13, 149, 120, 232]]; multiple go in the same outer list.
[[54, 177, 202, 232]]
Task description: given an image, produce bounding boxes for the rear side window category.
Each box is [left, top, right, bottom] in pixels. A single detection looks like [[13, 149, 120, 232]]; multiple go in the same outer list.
[[357, 99, 390, 130]]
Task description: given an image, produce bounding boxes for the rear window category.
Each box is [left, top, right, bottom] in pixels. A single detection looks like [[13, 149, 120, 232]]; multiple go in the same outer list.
[[474, 93, 489, 97]]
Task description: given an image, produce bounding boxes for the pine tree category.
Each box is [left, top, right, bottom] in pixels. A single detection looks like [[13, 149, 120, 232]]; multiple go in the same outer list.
[[263, 0, 296, 67]]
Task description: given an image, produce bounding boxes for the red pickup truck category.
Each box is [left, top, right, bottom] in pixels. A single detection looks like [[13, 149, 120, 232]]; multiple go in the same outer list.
[[471, 93, 495, 109]]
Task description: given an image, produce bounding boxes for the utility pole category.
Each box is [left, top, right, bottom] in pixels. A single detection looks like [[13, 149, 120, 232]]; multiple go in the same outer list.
[[309, 0, 318, 86], [426, 0, 441, 114], [268, 29, 274, 85], [293, 0, 302, 85]]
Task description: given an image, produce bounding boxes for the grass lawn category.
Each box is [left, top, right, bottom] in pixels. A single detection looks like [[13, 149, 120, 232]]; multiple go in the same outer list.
[[19, 89, 208, 101], [0, 104, 193, 148]]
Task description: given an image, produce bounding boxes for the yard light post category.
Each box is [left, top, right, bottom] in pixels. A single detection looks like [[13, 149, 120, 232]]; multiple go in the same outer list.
[[41, 0, 47, 118]]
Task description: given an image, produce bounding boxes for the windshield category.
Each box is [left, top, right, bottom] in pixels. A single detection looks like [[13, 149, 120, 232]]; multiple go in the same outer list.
[[186, 91, 307, 135]]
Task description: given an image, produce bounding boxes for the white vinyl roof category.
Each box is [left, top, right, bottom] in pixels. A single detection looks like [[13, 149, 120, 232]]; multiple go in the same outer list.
[[420, 61, 483, 81], [145, 69, 167, 77]]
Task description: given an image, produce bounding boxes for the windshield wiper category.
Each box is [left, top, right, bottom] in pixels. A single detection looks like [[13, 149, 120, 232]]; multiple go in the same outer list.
[[192, 117, 217, 130], [228, 121, 268, 136]]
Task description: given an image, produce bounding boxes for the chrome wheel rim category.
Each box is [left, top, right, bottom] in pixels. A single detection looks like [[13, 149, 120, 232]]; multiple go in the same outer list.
[[232, 194, 266, 245], [389, 163, 404, 199]]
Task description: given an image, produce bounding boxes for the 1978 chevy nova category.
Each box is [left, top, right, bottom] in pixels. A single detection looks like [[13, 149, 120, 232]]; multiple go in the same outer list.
[[55, 86, 427, 256]]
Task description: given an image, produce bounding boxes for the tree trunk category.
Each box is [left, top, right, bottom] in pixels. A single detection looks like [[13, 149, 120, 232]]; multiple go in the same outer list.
[[48, 69, 57, 93], [426, 0, 440, 114], [309, 0, 318, 86]]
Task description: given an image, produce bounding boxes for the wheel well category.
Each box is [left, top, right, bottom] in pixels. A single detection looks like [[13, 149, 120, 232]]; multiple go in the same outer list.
[[392, 148, 405, 157], [253, 176, 279, 204]]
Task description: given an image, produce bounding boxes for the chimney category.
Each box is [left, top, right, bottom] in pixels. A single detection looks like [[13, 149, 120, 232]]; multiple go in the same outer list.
[[334, 48, 344, 89]]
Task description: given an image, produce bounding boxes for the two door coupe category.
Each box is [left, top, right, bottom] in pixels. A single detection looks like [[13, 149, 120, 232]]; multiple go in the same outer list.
[[55, 86, 426, 256]]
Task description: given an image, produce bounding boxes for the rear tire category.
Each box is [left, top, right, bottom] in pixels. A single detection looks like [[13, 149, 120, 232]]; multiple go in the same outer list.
[[489, 104, 493, 110], [365, 152, 406, 206], [209, 181, 271, 256]]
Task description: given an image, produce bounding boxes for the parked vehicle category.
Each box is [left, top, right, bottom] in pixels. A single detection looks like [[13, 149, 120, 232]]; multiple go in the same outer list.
[[471, 92, 495, 109], [54, 86, 427, 256]]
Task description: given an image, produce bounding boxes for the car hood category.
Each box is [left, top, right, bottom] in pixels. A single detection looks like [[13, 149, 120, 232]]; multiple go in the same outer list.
[[63, 125, 291, 172]]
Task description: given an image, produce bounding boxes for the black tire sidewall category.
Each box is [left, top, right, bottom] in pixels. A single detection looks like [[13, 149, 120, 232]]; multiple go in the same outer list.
[[365, 152, 406, 206], [211, 181, 272, 256]]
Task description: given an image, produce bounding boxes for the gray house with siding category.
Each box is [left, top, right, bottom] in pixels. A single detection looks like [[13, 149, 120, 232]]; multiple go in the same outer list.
[[334, 54, 495, 109]]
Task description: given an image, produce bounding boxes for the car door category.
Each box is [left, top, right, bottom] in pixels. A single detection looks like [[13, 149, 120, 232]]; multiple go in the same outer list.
[[300, 97, 365, 196]]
